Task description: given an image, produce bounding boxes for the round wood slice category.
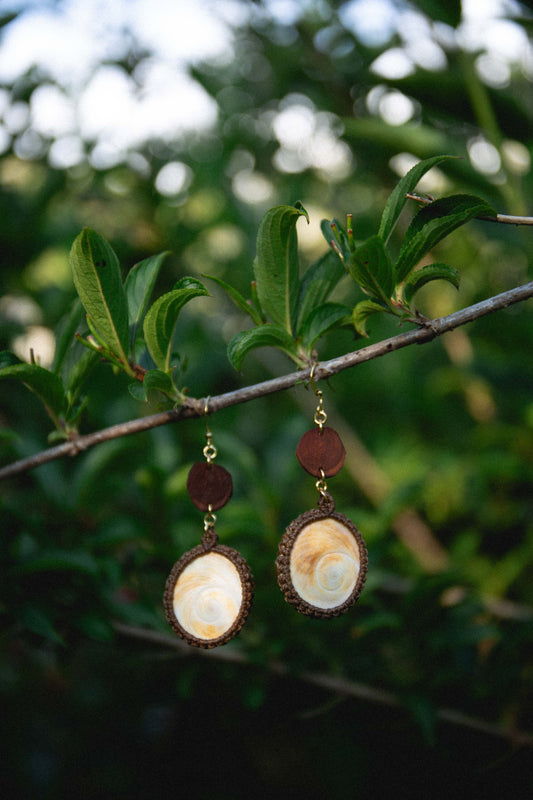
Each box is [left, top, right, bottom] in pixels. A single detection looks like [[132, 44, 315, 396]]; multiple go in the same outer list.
[[296, 426, 346, 477], [186, 462, 233, 511]]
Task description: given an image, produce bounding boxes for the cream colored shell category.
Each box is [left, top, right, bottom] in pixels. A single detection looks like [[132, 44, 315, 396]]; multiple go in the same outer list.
[[290, 518, 361, 609], [173, 552, 243, 641]]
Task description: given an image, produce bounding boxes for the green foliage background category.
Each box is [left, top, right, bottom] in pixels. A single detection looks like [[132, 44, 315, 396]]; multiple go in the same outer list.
[[1, 1, 533, 796]]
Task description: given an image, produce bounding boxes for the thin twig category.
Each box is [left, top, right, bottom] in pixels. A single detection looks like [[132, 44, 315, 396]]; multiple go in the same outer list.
[[406, 193, 533, 225], [113, 621, 533, 747], [1, 280, 533, 481]]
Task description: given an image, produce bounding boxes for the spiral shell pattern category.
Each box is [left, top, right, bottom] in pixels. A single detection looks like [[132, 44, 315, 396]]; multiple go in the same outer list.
[[290, 518, 361, 608], [164, 545, 253, 647], [174, 552, 242, 639], [277, 505, 367, 618]]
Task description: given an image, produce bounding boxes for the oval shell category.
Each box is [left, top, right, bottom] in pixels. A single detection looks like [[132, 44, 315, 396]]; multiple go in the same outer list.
[[276, 509, 367, 618], [164, 544, 253, 648]]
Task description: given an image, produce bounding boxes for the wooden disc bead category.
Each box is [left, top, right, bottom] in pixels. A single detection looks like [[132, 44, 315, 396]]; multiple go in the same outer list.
[[186, 462, 233, 511], [296, 427, 346, 477]]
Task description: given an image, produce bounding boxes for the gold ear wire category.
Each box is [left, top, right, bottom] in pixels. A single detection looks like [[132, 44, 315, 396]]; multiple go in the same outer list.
[[203, 396, 217, 463], [308, 361, 319, 395], [307, 362, 327, 430]]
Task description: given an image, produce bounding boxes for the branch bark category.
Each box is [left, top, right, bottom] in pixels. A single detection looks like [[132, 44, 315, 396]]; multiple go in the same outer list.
[[1, 280, 532, 481], [406, 194, 533, 226]]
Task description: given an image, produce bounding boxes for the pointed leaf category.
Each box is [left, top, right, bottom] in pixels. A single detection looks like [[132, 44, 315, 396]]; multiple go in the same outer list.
[[320, 218, 337, 246], [0, 351, 22, 369], [352, 300, 388, 337], [65, 348, 99, 398], [320, 217, 351, 261], [128, 372, 175, 404], [250, 280, 266, 323], [0, 352, 66, 417], [53, 302, 99, 414], [300, 302, 352, 348], [403, 263, 460, 305], [128, 382, 147, 402], [70, 229, 130, 364], [143, 368, 175, 395], [204, 274, 263, 325], [124, 251, 170, 349], [378, 155, 458, 243], [227, 324, 300, 370], [296, 250, 346, 333], [254, 203, 309, 333], [348, 235, 395, 303], [52, 298, 84, 375], [21, 606, 65, 645], [395, 194, 497, 283], [143, 277, 209, 371]]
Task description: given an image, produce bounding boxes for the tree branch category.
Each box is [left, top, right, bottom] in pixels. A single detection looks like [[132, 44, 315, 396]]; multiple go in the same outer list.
[[406, 193, 533, 226], [1, 280, 532, 481], [113, 621, 533, 747]]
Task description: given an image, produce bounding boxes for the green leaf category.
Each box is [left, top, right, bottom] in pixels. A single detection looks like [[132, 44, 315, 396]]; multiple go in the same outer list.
[[143, 368, 175, 395], [143, 277, 209, 371], [15, 549, 100, 577], [378, 155, 458, 244], [65, 348, 99, 397], [413, 0, 461, 27], [77, 614, 113, 641], [128, 382, 147, 402], [348, 235, 395, 303], [250, 281, 266, 323], [299, 302, 352, 349], [140, 368, 180, 404], [403, 263, 460, 305], [52, 297, 84, 375], [0, 351, 22, 369], [70, 228, 130, 365], [124, 251, 170, 350], [296, 250, 347, 333], [21, 606, 65, 645], [0, 353, 67, 418], [395, 194, 497, 283], [352, 300, 388, 337], [253, 203, 309, 333], [320, 217, 351, 260], [227, 324, 301, 370], [405, 693, 438, 746], [204, 274, 263, 325]]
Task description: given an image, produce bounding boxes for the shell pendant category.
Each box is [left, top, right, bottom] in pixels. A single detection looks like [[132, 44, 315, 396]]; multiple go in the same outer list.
[[277, 415, 368, 618], [164, 456, 253, 648], [164, 532, 254, 648], [276, 491, 368, 618]]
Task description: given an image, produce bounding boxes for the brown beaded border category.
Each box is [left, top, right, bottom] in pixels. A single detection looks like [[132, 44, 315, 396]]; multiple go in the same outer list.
[[276, 494, 368, 619], [163, 541, 254, 648]]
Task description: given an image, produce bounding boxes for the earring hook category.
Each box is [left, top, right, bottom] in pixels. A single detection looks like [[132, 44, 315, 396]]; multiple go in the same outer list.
[[308, 360, 321, 397], [307, 362, 327, 430], [203, 396, 217, 463]]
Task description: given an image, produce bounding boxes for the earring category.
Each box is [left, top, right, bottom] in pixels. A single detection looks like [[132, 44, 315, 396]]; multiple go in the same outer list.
[[163, 400, 254, 648], [276, 371, 368, 618]]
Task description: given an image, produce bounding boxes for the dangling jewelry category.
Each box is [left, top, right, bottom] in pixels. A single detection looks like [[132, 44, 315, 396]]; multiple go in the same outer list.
[[276, 370, 368, 618], [163, 399, 253, 648]]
